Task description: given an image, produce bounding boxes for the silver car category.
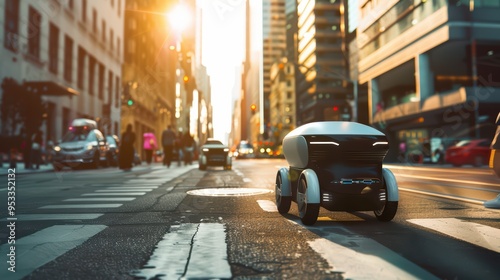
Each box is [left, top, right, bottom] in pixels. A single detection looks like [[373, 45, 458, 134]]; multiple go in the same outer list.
[[52, 119, 110, 170]]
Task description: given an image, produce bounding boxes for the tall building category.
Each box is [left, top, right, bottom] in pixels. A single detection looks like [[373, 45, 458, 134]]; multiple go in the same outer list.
[[262, 0, 286, 137], [357, 0, 500, 162], [122, 0, 178, 159], [269, 60, 296, 147], [1, 0, 123, 143], [296, 0, 351, 125]]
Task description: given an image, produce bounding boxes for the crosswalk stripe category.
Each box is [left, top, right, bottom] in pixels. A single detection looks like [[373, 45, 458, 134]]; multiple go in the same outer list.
[[0, 225, 106, 280], [94, 189, 153, 192], [39, 204, 122, 209], [82, 192, 146, 196], [408, 218, 500, 253], [257, 200, 278, 212], [105, 186, 158, 189], [133, 223, 232, 279], [1, 214, 102, 221], [64, 198, 135, 202], [295, 221, 439, 280]]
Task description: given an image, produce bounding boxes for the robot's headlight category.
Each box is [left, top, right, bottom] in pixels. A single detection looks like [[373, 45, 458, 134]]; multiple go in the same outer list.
[[309, 141, 340, 146], [372, 141, 388, 146]]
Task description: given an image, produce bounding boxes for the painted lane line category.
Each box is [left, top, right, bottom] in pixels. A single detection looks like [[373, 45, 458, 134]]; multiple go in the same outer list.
[[133, 223, 232, 279], [1, 214, 103, 221], [399, 187, 484, 205], [106, 186, 158, 189], [292, 221, 439, 280], [0, 225, 106, 280], [384, 164, 494, 175], [94, 189, 153, 192], [39, 204, 122, 209], [64, 198, 135, 202], [408, 218, 500, 253], [81, 192, 146, 196], [395, 173, 499, 187], [257, 200, 278, 212]]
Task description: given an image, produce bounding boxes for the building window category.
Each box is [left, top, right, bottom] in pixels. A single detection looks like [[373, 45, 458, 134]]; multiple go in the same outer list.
[[49, 23, 59, 74], [27, 6, 42, 59], [77, 47, 86, 89], [64, 35, 73, 82], [82, 0, 87, 23], [117, 37, 121, 57], [88, 56, 96, 95], [118, 0, 121, 17], [102, 20, 106, 42], [115, 76, 120, 108], [4, 0, 20, 52], [68, 0, 74, 10], [108, 71, 114, 105], [98, 64, 105, 100], [110, 29, 114, 50], [92, 9, 97, 33]]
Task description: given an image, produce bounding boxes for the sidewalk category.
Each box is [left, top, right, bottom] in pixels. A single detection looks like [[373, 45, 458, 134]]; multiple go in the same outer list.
[[0, 160, 199, 175], [0, 161, 54, 174]]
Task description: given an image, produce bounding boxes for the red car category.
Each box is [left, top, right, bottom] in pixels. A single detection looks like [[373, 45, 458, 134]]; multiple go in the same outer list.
[[445, 139, 491, 167]]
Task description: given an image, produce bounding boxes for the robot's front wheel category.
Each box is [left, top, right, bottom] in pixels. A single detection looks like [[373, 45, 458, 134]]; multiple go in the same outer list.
[[297, 174, 319, 225], [275, 169, 291, 214]]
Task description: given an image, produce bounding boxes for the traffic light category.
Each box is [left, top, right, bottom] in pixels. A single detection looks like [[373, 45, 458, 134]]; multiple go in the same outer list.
[[250, 104, 257, 114], [183, 75, 189, 83], [127, 98, 134, 106]]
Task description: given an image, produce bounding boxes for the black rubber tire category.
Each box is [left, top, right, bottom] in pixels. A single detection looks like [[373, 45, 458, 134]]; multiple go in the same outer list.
[[275, 171, 291, 214], [297, 176, 319, 225], [374, 201, 398, 222]]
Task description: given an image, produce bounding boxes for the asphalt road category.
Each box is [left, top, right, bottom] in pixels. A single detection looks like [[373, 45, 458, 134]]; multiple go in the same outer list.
[[1, 159, 500, 279]]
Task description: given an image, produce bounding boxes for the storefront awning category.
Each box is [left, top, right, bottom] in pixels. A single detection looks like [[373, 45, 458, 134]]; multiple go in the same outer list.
[[23, 81, 79, 97]]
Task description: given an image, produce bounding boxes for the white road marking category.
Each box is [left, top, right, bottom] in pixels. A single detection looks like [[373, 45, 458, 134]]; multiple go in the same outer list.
[[1, 214, 103, 221], [39, 204, 122, 209], [243, 178, 252, 183], [408, 218, 500, 253], [257, 200, 278, 212], [64, 198, 135, 202], [106, 186, 158, 189], [396, 173, 499, 187], [82, 192, 146, 196], [133, 223, 231, 279], [94, 189, 153, 192], [399, 187, 484, 205], [0, 225, 106, 279], [293, 221, 439, 280]]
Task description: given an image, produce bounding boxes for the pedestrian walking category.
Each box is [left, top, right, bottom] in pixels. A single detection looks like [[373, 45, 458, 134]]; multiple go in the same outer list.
[[161, 125, 176, 168], [143, 132, 157, 164], [175, 131, 184, 166], [119, 124, 136, 171], [183, 133, 195, 165], [30, 130, 43, 169]]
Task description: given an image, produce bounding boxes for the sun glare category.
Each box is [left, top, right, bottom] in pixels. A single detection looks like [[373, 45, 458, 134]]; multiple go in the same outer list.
[[167, 4, 192, 34]]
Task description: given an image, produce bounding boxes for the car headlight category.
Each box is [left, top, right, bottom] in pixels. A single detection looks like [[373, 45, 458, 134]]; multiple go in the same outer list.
[[203, 148, 209, 152], [224, 148, 229, 152], [53, 146, 61, 152], [86, 143, 94, 150]]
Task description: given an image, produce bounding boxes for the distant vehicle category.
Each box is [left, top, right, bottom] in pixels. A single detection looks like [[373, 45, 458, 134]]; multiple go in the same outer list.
[[52, 119, 110, 170], [106, 135, 120, 167], [276, 121, 398, 225], [490, 113, 500, 177], [235, 141, 255, 159], [198, 139, 232, 170], [445, 139, 491, 167]]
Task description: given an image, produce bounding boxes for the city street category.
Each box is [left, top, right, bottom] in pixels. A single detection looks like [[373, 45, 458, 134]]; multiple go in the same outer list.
[[1, 159, 500, 279]]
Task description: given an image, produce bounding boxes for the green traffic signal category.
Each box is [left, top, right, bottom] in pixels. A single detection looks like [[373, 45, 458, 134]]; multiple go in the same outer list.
[[127, 99, 134, 106]]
